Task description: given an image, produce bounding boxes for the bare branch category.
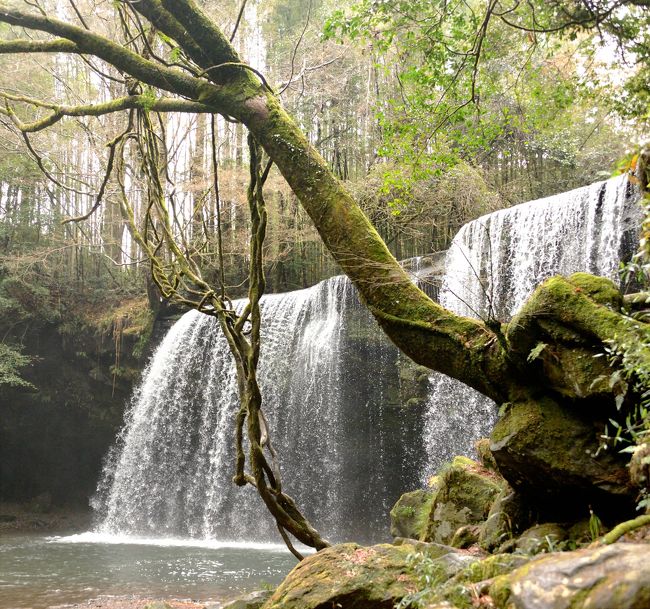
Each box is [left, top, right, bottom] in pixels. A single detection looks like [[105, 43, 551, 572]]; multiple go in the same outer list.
[[0, 5, 201, 99], [230, 0, 248, 42]]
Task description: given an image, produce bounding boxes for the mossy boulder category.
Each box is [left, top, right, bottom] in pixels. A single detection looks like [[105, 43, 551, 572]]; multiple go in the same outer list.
[[423, 456, 503, 545], [490, 543, 650, 609], [262, 542, 425, 609], [507, 274, 625, 397], [514, 523, 567, 554], [390, 489, 435, 540], [475, 438, 498, 472], [479, 484, 535, 552], [490, 396, 634, 517]]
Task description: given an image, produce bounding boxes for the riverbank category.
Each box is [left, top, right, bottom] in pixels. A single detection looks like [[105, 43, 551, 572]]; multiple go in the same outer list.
[[0, 502, 93, 534]]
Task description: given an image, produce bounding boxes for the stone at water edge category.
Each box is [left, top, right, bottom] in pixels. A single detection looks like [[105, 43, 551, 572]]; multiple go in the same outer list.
[[262, 542, 477, 609], [490, 543, 650, 609]]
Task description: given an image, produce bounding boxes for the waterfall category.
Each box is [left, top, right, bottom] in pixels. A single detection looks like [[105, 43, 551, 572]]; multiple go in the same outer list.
[[94, 175, 639, 543], [94, 276, 427, 543], [422, 175, 640, 481]]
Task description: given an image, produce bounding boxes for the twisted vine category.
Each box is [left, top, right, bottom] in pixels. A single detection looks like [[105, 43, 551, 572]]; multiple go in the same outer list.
[[117, 106, 329, 558]]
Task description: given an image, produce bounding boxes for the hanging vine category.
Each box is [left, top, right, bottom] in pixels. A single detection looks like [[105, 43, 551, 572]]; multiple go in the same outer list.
[[114, 103, 329, 558]]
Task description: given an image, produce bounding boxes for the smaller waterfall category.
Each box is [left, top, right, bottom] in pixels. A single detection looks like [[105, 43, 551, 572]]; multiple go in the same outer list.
[[422, 175, 640, 480]]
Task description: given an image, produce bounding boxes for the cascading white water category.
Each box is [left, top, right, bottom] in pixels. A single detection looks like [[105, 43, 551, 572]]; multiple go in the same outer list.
[[95, 175, 639, 542], [422, 175, 640, 480], [94, 276, 425, 543]]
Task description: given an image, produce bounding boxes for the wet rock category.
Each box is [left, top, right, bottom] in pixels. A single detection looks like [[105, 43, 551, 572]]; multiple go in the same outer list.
[[223, 589, 271, 609], [389, 489, 435, 540], [263, 543, 420, 609], [423, 456, 502, 544], [490, 543, 650, 609]]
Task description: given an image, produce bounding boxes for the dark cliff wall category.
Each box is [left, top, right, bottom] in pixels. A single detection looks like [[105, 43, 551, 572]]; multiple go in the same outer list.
[[0, 299, 163, 507]]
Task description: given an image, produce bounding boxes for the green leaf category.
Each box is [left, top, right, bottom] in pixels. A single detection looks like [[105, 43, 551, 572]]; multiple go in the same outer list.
[[527, 342, 548, 363]]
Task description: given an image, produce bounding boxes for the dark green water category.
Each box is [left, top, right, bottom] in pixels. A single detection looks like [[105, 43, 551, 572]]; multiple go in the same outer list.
[[0, 533, 298, 608]]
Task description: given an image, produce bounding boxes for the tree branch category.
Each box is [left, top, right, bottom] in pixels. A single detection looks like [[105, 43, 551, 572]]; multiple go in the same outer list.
[[0, 38, 79, 53], [0, 5, 201, 99], [1, 92, 213, 132]]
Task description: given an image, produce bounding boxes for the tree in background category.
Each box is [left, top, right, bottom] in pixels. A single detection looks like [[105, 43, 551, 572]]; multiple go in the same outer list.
[[324, 0, 648, 204]]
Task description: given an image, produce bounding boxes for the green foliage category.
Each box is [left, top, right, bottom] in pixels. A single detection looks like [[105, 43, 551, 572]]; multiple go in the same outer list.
[[597, 185, 650, 510], [350, 160, 503, 253], [396, 552, 449, 609], [324, 0, 642, 201], [0, 342, 34, 389], [140, 86, 158, 112], [527, 342, 548, 363], [589, 508, 604, 542], [0, 275, 59, 326]]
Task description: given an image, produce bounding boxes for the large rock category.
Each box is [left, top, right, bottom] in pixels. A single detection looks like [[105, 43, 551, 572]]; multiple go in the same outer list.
[[390, 489, 435, 540], [490, 396, 634, 517], [490, 543, 650, 609], [479, 484, 535, 552], [506, 273, 627, 401], [263, 542, 475, 609], [423, 456, 503, 545], [263, 543, 419, 609]]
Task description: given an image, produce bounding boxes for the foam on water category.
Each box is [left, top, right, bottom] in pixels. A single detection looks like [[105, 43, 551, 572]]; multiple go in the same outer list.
[[51, 532, 292, 552]]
